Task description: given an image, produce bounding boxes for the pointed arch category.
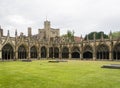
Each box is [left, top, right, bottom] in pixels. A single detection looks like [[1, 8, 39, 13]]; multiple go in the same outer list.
[[49, 47, 53, 58], [2, 43, 14, 60], [83, 45, 93, 59], [54, 47, 59, 58], [113, 43, 120, 60], [30, 46, 37, 59], [62, 47, 69, 58], [71, 46, 80, 58], [18, 45, 27, 59], [49, 47, 59, 58], [96, 44, 109, 59], [41, 46, 47, 58]]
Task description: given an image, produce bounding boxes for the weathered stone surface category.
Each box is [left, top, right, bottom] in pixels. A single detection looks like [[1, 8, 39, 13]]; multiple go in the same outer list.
[[101, 64, 120, 69]]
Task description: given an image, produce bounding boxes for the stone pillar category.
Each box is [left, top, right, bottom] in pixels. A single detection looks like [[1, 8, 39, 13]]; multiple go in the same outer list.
[[28, 47, 30, 59], [80, 45, 83, 60], [59, 47, 62, 59], [80, 52, 83, 60], [109, 51, 112, 60], [69, 47, 71, 59], [69, 52, 71, 59], [15, 50, 18, 60], [47, 47, 49, 59], [93, 51, 96, 60], [109, 42, 113, 60], [38, 46, 41, 59], [0, 50, 2, 60]]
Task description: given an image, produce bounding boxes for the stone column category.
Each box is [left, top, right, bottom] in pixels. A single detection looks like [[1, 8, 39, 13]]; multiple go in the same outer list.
[[93, 42, 96, 60], [80, 45, 83, 60], [37, 49, 39, 59], [69, 52, 71, 59], [109, 51, 112, 60], [69, 47, 71, 59], [15, 50, 18, 60], [47, 47, 49, 59], [28, 47, 30, 60], [109, 42, 113, 60], [0, 49, 2, 60], [80, 52, 83, 60], [59, 47, 62, 59], [38, 46, 41, 59]]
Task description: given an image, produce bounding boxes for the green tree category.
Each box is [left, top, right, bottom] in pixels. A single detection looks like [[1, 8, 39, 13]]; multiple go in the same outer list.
[[112, 31, 120, 39], [84, 31, 108, 40], [62, 30, 75, 42]]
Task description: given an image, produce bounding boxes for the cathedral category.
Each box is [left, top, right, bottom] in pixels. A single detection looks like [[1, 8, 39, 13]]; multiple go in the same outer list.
[[0, 20, 120, 60]]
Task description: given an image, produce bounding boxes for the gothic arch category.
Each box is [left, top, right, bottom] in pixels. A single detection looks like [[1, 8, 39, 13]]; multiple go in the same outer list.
[[96, 44, 109, 59], [41, 46, 47, 58], [49, 47, 53, 58], [49, 47, 59, 58], [54, 47, 59, 58], [83, 45, 93, 59], [62, 47, 69, 58], [2, 43, 14, 60], [30, 46, 37, 59], [18, 45, 27, 59], [71, 46, 80, 58], [113, 43, 120, 60]]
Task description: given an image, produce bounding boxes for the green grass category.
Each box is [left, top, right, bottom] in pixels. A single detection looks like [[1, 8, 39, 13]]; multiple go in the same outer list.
[[0, 60, 120, 88]]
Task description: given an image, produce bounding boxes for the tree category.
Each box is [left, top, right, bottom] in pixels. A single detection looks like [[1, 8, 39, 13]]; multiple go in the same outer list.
[[112, 31, 120, 39], [62, 30, 75, 42], [84, 31, 108, 40]]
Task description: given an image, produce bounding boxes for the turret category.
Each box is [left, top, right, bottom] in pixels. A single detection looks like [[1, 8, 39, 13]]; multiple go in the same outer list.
[[101, 32, 104, 40], [7, 30, 10, 36], [109, 30, 112, 40], [0, 26, 3, 37], [44, 20, 50, 30], [28, 27, 32, 36], [15, 29, 18, 37], [93, 32, 96, 41], [86, 34, 89, 41]]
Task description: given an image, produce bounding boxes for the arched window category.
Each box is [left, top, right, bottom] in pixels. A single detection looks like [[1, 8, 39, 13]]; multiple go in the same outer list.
[[96, 44, 109, 59], [71, 46, 80, 58], [83, 45, 93, 59], [54, 47, 59, 58], [41, 46, 47, 58], [113, 43, 120, 60], [49, 47, 53, 58], [2, 44, 14, 60], [62, 47, 69, 58], [30, 46, 37, 58], [18, 45, 27, 59]]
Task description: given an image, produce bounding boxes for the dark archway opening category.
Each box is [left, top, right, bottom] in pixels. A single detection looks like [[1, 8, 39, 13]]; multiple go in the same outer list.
[[62, 47, 69, 58], [113, 51, 120, 60], [2, 44, 14, 60], [113, 44, 120, 60], [30, 46, 37, 59], [18, 45, 27, 59], [41, 46, 47, 58], [83, 51, 93, 59], [54, 47, 59, 58], [49, 47, 53, 58], [72, 52, 80, 58], [96, 44, 109, 60]]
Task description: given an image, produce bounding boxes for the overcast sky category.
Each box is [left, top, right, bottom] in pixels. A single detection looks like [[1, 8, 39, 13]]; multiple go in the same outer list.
[[0, 0, 120, 37]]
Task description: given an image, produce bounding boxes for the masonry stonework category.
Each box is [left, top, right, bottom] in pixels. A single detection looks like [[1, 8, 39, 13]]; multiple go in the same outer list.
[[0, 21, 120, 60]]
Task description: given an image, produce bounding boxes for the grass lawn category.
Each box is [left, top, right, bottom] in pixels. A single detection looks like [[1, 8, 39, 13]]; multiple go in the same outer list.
[[0, 60, 120, 88]]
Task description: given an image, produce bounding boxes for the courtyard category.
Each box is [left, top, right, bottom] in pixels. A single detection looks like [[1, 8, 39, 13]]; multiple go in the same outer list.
[[0, 60, 120, 88]]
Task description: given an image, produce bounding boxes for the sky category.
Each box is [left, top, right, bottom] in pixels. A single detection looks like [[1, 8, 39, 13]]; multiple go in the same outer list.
[[0, 0, 120, 37]]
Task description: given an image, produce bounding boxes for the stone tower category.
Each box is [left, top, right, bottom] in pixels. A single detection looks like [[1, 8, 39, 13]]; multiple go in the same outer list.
[[0, 26, 3, 37], [44, 20, 50, 41], [28, 27, 32, 36]]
